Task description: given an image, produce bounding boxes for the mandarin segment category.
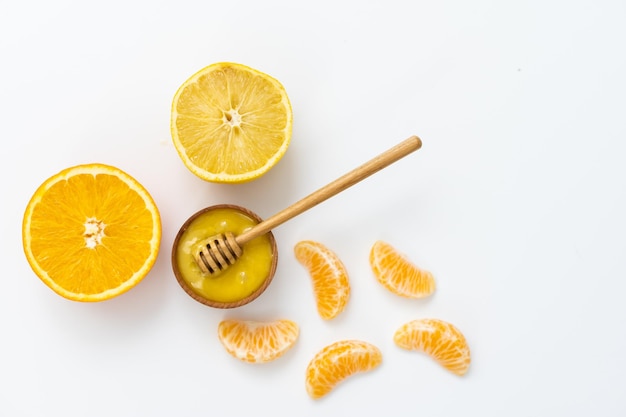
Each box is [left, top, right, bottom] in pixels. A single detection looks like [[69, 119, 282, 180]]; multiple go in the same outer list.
[[171, 62, 293, 183], [217, 319, 299, 363], [305, 340, 382, 399], [369, 240, 435, 298], [22, 164, 161, 302], [294, 240, 350, 320], [393, 318, 471, 376]]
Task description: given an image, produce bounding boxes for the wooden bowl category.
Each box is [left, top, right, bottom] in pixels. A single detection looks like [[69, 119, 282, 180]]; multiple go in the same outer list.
[[171, 204, 278, 308]]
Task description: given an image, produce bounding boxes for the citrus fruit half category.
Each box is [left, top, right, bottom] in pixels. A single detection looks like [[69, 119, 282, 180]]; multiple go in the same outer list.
[[171, 62, 293, 183], [22, 163, 162, 302]]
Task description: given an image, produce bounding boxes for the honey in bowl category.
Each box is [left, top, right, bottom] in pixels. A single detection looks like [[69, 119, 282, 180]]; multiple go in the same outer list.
[[172, 205, 277, 308]]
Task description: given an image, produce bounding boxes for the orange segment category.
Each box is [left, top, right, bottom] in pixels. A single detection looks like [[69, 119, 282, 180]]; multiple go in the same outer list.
[[171, 62, 293, 183], [22, 164, 161, 302], [305, 340, 382, 399], [393, 318, 470, 376], [294, 240, 350, 320], [369, 240, 435, 298], [217, 319, 299, 363]]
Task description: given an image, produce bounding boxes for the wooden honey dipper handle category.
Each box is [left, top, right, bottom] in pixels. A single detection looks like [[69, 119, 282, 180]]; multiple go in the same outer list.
[[234, 135, 422, 246]]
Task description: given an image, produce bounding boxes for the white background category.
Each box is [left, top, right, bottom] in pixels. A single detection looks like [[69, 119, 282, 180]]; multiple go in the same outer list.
[[1, 0, 625, 415]]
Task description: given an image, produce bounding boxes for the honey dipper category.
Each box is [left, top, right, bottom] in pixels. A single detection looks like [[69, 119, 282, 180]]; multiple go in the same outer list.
[[194, 135, 422, 275]]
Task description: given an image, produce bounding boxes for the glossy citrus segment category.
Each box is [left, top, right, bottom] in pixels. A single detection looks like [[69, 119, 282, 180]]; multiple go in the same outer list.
[[394, 318, 470, 376], [171, 62, 293, 183], [294, 240, 350, 320], [369, 240, 435, 298], [22, 164, 161, 302], [305, 340, 382, 399], [217, 319, 299, 363]]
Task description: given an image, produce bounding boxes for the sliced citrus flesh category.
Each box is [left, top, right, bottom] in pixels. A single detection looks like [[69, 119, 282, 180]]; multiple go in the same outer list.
[[369, 240, 435, 298], [171, 62, 293, 183], [294, 240, 350, 320], [22, 163, 162, 302], [394, 318, 470, 376], [305, 339, 382, 399], [217, 319, 299, 363]]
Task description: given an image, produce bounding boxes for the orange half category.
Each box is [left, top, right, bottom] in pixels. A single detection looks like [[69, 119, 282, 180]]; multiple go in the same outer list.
[[22, 163, 161, 302]]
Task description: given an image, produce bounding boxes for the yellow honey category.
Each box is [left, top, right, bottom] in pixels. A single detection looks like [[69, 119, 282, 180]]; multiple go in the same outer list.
[[173, 206, 274, 304]]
